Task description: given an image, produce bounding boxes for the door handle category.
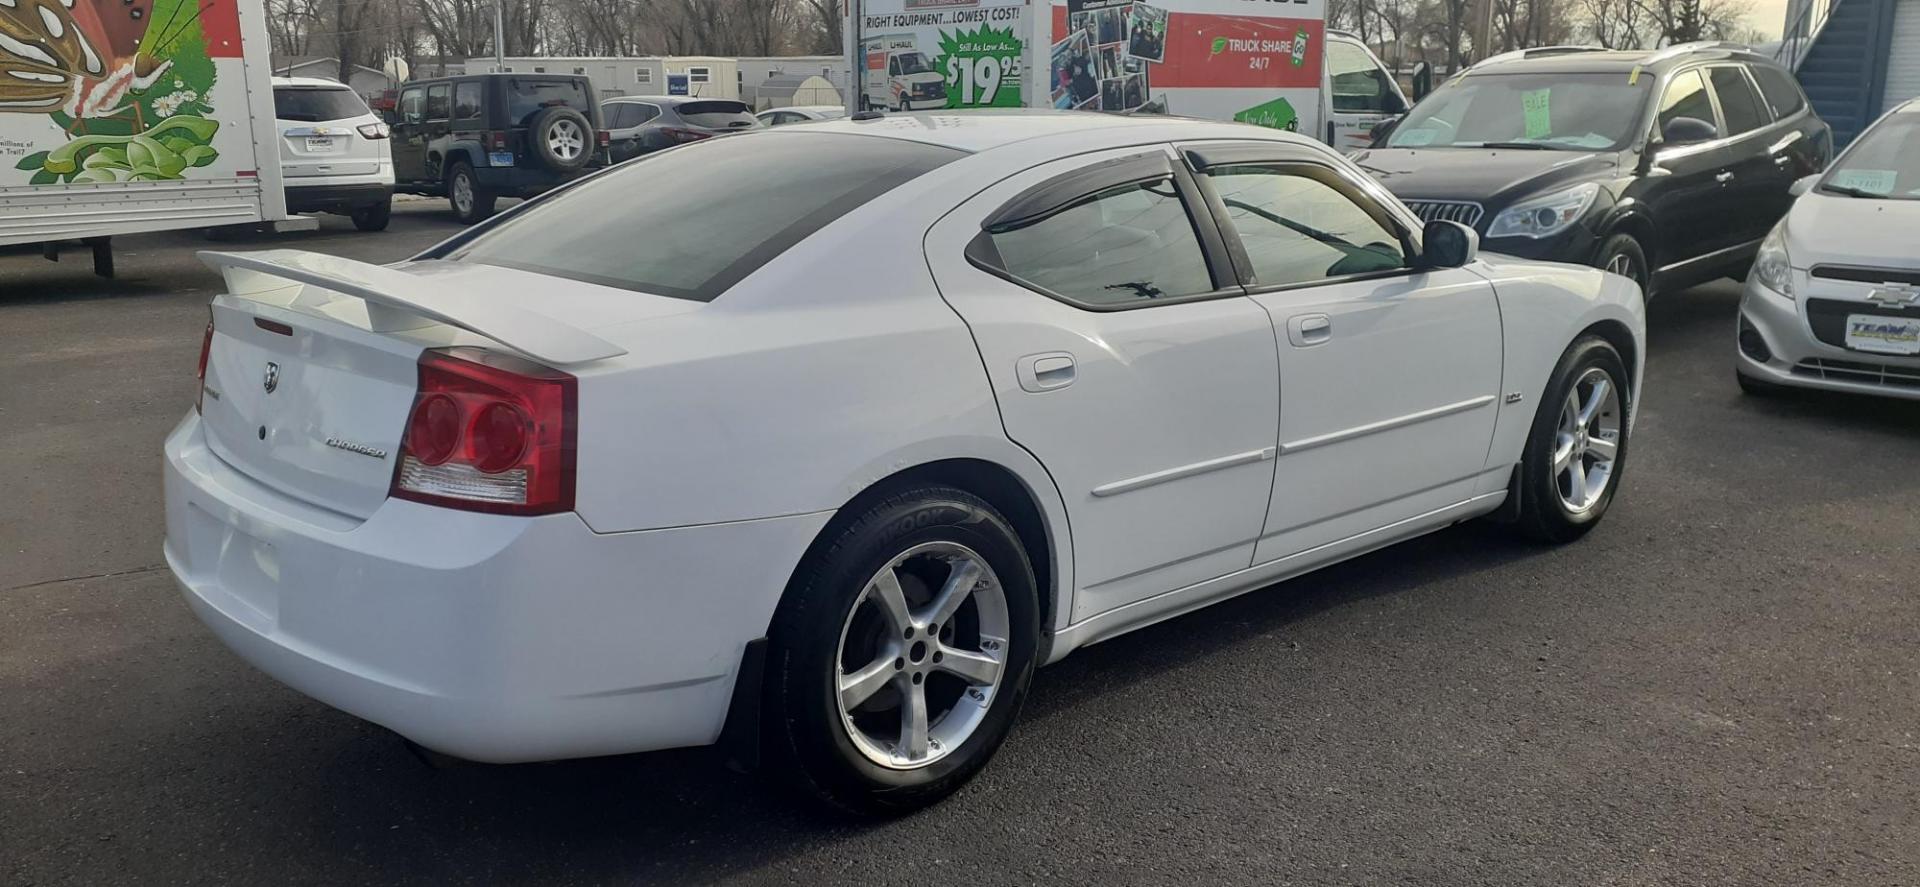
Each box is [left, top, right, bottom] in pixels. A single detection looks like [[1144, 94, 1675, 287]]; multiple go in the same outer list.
[[1016, 352, 1076, 392], [1773, 155, 1793, 167], [1715, 171, 1736, 183], [1288, 313, 1332, 347]]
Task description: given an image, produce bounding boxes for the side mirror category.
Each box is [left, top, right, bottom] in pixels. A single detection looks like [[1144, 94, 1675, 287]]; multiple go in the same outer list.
[[1369, 115, 1402, 146], [1789, 173, 1819, 197], [1660, 116, 1718, 146], [1421, 220, 1478, 269], [1411, 63, 1433, 101]]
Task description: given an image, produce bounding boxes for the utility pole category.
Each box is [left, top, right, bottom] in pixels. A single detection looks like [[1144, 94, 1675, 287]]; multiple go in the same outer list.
[[1468, 0, 1495, 64], [494, 0, 507, 69]]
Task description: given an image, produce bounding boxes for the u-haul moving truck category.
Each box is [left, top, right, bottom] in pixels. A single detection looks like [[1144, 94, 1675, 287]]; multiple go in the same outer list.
[[0, 0, 293, 275], [845, 0, 1407, 152]]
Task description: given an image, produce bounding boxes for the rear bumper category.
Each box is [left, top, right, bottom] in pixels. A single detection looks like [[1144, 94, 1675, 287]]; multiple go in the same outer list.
[[1735, 277, 1920, 400], [162, 411, 831, 762], [283, 182, 392, 213]]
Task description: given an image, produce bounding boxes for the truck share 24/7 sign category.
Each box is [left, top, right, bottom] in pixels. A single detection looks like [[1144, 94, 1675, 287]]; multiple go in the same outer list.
[[848, 0, 1327, 134]]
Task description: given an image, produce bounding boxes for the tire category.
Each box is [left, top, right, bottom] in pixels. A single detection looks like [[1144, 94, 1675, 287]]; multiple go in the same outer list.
[[764, 486, 1040, 816], [350, 198, 391, 232], [1512, 336, 1632, 544], [529, 107, 593, 172], [1596, 233, 1652, 303], [446, 162, 495, 224]]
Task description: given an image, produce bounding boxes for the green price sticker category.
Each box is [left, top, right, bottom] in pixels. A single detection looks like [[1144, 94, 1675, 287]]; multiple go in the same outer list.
[[938, 24, 1024, 109], [1522, 88, 1552, 140]]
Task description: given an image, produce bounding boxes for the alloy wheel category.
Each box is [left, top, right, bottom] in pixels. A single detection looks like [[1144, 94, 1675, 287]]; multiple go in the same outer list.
[[1553, 366, 1623, 514], [549, 119, 584, 160], [452, 173, 473, 216], [834, 541, 1009, 770]]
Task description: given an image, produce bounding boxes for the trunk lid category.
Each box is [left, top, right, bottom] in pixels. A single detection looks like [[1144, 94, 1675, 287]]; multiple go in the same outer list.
[[195, 250, 691, 519]]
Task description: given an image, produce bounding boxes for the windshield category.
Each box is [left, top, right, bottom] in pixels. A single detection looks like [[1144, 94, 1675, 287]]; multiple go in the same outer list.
[[895, 52, 934, 75], [443, 133, 963, 301], [273, 87, 368, 122], [1819, 110, 1920, 199], [1386, 72, 1649, 151]]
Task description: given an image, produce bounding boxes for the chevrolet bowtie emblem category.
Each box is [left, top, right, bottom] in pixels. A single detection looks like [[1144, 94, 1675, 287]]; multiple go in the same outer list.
[[1866, 283, 1920, 307]]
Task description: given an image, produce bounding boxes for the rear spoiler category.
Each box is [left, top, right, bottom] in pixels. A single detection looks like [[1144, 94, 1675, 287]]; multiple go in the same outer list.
[[197, 249, 628, 365]]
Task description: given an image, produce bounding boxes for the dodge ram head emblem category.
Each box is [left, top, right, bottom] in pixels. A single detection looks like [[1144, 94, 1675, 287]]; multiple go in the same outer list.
[[263, 362, 280, 394]]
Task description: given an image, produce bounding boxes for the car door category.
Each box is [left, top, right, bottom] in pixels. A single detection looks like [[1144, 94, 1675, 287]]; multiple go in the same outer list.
[[1180, 142, 1504, 565], [923, 145, 1282, 622], [1644, 67, 1735, 270], [391, 86, 427, 182], [452, 80, 486, 162], [1703, 64, 1786, 249], [422, 83, 452, 177]]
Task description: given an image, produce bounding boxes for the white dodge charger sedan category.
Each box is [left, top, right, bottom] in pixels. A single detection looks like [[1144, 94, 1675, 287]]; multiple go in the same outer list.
[[164, 111, 1645, 814], [1737, 98, 1920, 399]]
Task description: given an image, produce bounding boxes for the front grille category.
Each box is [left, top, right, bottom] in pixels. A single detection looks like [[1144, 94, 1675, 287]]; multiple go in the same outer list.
[[1403, 199, 1484, 228], [1804, 297, 1920, 350], [1793, 358, 1920, 390], [1811, 265, 1920, 286]]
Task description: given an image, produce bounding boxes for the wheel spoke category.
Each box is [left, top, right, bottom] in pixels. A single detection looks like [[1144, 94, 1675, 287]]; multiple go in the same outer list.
[[1577, 378, 1611, 427], [839, 656, 898, 711], [1566, 466, 1590, 509], [922, 558, 984, 628], [899, 680, 930, 761], [1587, 434, 1618, 463], [868, 569, 912, 634], [935, 645, 1003, 687], [1561, 391, 1581, 433], [1552, 435, 1577, 474]]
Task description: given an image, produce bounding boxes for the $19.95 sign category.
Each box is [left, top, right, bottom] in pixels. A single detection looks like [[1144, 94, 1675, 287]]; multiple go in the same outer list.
[[939, 24, 1025, 107]]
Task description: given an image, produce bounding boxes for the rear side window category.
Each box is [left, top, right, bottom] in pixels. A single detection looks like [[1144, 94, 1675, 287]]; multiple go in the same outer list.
[[443, 133, 963, 301], [1658, 70, 1715, 132], [454, 82, 483, 120], [603, 103, 637, 129], [1751, 64, 1807, 118], [677, 100, 757, 129], [274, 87, 367, 122], [425, 84, 450, 121], [507, 78, 591, 125], [1708, 67, 1770, 135], [985, 178, 1214, 308]]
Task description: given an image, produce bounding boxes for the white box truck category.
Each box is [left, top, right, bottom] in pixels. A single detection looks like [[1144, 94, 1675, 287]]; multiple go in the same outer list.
[[845, 0, 1408, 152], [0, 0, 296, 276]]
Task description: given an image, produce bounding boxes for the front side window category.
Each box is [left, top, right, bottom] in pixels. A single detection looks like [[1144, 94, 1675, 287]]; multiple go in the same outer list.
[[985, 178, 1214, 308], [443, 133, 963, 301], [1658, 69, 1716, 133], [399, 87, 424, 124], [894, 52, 934, 75], [1327, 40, 1394, 113], [1708, 66, 1770, 136], [424, 84, 450, 121], [1204, 164, 1406, 287], [1386, 72, 1649, 150], [1819, 109, 1920, 199]]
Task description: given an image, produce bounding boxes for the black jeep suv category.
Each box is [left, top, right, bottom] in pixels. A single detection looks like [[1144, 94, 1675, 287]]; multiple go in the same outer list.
[[389, 73, 607, 223], [1356, 42, 1831, 299]]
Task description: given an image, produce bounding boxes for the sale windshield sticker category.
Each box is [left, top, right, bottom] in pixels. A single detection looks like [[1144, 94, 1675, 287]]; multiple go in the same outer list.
[[1522, 88, 1552, 139]]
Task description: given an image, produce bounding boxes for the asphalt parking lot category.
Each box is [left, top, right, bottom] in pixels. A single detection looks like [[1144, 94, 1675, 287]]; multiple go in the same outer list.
[[3, 201, 1917, 885]]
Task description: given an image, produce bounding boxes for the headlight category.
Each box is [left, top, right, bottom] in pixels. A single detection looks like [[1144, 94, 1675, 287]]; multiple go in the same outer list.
[[1752, 219, 1793, 298], [1486, 182, 1601, 239]]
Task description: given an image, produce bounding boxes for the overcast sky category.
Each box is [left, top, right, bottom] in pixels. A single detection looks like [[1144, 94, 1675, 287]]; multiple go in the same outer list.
[[1749, 0, 1790, 38]]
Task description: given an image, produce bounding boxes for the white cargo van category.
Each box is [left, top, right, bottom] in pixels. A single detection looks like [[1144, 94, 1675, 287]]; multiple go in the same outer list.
[[0, 0, 296, 276], [844, 0, 1407, 152]]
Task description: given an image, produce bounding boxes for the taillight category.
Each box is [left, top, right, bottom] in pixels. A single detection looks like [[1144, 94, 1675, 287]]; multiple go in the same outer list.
[[392, 348, 576, 515], [595, 129, 610, 149], [194, 319, 213, 413], [486, 130, 509, 151], [661, 127, 712, 144], [356, 121, 390, 139]]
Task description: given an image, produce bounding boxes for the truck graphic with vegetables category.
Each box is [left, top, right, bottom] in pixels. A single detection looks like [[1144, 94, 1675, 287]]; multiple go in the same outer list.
[[1, 0, 292, 274]]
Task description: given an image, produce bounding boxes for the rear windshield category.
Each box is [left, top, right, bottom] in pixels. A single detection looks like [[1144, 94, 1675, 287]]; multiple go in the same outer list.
[[1387, 71, 1649, 151], [507, 78, 592, 125], [443, 133, 964, 301], [274, 87, 368, 122], [677, 100, 758, 130]]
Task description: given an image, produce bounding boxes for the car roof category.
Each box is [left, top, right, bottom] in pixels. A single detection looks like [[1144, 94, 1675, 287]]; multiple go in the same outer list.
[[782, 109, 1315, 154], [271, 76, 354, 89], [1463, 42, 1779, 77]]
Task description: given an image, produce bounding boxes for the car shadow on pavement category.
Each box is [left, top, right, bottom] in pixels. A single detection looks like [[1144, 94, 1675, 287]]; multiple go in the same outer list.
[[262, 520, 1552, 883]]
